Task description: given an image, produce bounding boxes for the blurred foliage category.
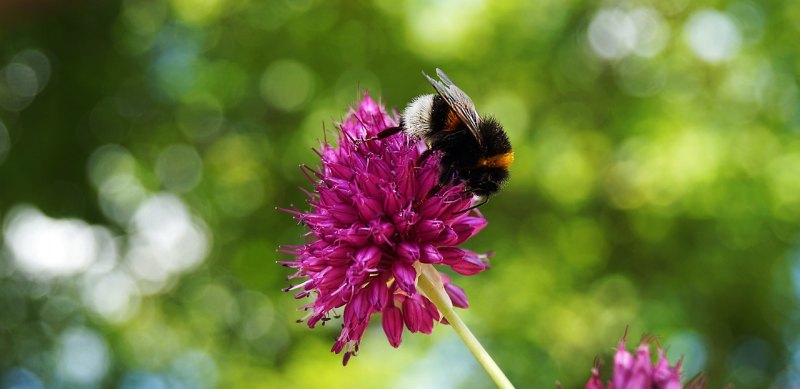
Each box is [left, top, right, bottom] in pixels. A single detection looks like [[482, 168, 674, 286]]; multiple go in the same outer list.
[[1, 0, 799, 388]]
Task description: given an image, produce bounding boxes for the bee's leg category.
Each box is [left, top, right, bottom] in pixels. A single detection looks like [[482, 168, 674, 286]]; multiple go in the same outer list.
[[438, 166, 457, 186], [377, 126, 403, 139], [414, 165, 446, 208], [453, 196, 489, 215], [429, 166, 458, 198], [426, 184, 443, 198], [358, 126, 403, 142], [418, 149, 432, 164]]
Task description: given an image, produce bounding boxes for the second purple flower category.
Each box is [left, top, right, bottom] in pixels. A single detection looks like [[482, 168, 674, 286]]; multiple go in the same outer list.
[[584, 334, 706, 389], [280, 95, 492, 365]]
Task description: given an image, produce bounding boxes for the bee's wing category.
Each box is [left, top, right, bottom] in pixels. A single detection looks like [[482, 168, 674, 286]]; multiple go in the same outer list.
[[423, 69, 483, 147]]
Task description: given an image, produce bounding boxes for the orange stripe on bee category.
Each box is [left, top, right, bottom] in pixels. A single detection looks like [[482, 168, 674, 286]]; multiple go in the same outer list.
[[444, 110, 460, 131], [477, 152, 515, 169]]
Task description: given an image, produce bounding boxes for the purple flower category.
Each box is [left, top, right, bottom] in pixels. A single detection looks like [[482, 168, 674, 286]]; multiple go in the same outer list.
[[279, 95, 491, 365], [584, 335, 705, 389]]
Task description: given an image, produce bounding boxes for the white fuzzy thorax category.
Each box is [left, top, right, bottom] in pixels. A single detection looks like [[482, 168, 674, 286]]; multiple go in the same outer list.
[[402, 94, 434, 138]]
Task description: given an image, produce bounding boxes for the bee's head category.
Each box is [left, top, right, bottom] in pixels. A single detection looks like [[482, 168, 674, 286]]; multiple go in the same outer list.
[[467, 167, 508, 198]]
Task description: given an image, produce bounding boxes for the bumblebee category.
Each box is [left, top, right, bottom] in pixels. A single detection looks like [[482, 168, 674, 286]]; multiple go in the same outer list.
[[376, 69, 514, 206]]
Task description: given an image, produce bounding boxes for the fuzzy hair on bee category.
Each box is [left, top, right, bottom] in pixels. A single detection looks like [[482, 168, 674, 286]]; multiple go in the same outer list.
[[374, 69, 514, 208]]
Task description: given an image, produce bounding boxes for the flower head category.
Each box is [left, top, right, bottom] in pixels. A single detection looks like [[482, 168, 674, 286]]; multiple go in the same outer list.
[[279, 95, 491, 364], [585, 334, 705, 389]]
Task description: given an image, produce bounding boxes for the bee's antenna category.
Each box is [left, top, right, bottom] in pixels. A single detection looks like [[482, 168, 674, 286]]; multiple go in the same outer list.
[[453, 196, 489, 215]]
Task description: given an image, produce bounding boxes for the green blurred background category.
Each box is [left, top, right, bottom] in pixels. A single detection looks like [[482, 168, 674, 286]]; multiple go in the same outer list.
[[1, 0, 799, 387]]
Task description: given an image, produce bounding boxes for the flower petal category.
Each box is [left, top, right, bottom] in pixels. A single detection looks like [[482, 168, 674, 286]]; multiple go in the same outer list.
[[366, 279, 389, 311], [392, 261, 417, 294], [653, 349, 682, 389], [586, 368, 605, 389], [418, 195, 445, 219], [421, 295, 441, 324], [612, 338, 634, 389], [448, 250, 489, 275], [327, 162, 354, 180], [354, 245, 381, 269], [382, 304, 404, 348], [402, 295, 436, 334], [450, 216, 488, 245], [330, 204, 359, 224], [392, 209, 418, 234], [336, 225, 371, 246], [415, 219, 445, 242], [444, 282, 469, 308], [434, 227, 459, 246], [624, 343, 654, 389], [382, 189, 403, 215], [354, 195, 383, 220], [402, 295, 435, 333], [397, 241, 420, 263], [369, 220, 395, 246], [419, 243, 444, 264], [322, 245, 354, 266], [416, 161, 439, 200], [439, 247, 466, 263]]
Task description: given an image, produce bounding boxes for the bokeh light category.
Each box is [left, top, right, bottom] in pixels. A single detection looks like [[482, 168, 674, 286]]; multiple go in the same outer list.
[[260, 59, 316, 112], [82, 269, 142, 323], [56, 327, 110, 386], [588, 8, 638, 60], [684, 9, 741, 63], [155, 144, 203, 193], [2, 368, 44, 389], [126, 194, 210, 293], [88, 144, 149, 224], [4, 206, 103, 279]]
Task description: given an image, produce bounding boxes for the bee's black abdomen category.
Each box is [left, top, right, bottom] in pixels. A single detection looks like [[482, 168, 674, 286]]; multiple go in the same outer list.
[[424, 115, 513, 198], [479, 116, 512, 156]]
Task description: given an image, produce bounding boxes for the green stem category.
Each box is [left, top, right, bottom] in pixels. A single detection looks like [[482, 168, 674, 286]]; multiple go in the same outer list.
[[414, 263, 515, 389]]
